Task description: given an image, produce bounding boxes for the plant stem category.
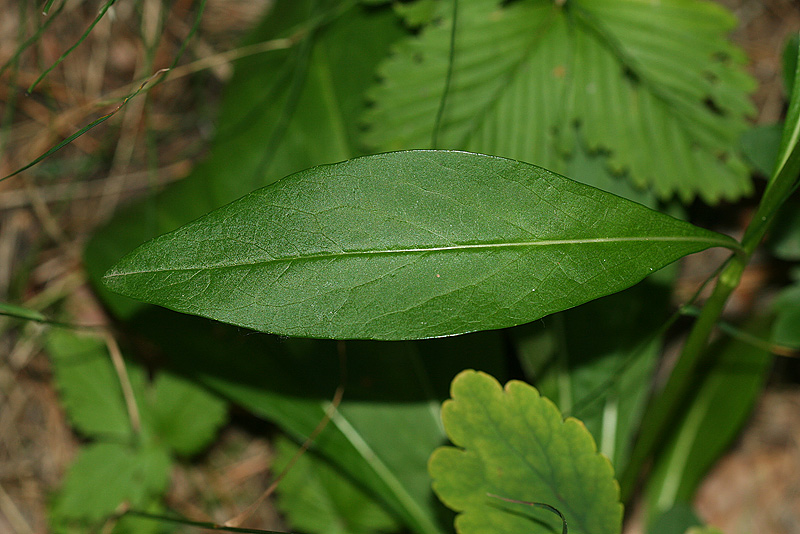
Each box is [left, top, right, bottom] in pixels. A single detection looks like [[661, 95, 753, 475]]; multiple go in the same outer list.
[[621, 84, 800, 497], [620, 256, 744, 501]]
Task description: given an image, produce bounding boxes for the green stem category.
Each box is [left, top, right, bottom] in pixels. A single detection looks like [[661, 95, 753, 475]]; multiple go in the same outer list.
[[620, 256, 744, 501], [622, 35, 800, 503]]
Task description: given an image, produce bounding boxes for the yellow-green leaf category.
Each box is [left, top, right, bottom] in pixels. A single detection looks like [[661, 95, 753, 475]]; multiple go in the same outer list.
[[429, 370, 622, 534]]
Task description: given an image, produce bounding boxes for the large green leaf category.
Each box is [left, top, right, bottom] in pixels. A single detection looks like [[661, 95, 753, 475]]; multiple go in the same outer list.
[[429, 370, 622, 534], [84, 0, 404, 318], [104, 150, 739, 340], [363, 0, 755, 202], [133, 308, 506, 534], [512, 136, 667, 473]]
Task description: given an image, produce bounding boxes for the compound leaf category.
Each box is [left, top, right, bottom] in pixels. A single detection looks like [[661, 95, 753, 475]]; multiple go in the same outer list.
[[105, 150, 738, 340], [429, 370, 622, 534], [364, 0, 755, 202]]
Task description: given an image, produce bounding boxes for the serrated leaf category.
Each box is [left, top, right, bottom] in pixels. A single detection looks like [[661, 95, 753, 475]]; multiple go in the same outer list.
[[273, 436, 401, 534], [84, 0, 405, 318], [49, 442, 171, 528], [429, 370, 622, 534], [147, 371, 228, 456], [393, 0, 439, 27], [364, 0, 755, 202], [45, 330, 144, 440], [104, 150, 738, 340]]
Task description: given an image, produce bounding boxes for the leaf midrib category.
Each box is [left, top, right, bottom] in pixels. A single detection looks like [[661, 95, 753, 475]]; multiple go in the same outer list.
[[106, 235, 734, 277]]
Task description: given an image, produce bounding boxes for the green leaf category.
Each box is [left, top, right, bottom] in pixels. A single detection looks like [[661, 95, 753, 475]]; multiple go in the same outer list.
[[649, 503, 701, 534], [273, 436, 401, 534], [147, 371, 228, 456], [393, 0, 439, 27], [49, 442, 171, 528], [767, 193, 800, 262], [740, 123, 782, 177], [364, 0, 755, 202], [515, 276, 670, 474], [132, 307, 507, 534], [742, 35, 800, 254], [773, 283, 800, 349], [84, 0, 405, 318], [645, 319, 772, 520], [0, 301, 46, 322], [771, 35, 800, 189], [784, 33, 799, 96], [45, 330, 143, 440], [429, 370, 622, 534], [104, 150, 739, 340]]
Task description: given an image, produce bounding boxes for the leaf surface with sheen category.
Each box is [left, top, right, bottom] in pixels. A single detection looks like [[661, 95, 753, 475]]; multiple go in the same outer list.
[[429, 370, 622, 534], [105, 150, 738, 340]]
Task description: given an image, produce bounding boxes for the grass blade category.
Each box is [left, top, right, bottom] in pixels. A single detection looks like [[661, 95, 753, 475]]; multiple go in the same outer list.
[[2, 69, 168, 182], [27, 0, 118, 93]]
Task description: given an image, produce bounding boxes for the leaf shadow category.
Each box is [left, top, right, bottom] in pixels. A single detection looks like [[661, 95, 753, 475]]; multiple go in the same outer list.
[[127, 305, 507, 406]]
